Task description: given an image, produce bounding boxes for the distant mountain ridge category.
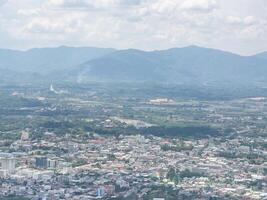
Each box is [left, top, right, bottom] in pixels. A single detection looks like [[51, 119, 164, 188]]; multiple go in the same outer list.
[[0, 46, 115, 74], [75, 46, 267, 85], [1, 45, 267, 86], [255, 52, 267, 60]]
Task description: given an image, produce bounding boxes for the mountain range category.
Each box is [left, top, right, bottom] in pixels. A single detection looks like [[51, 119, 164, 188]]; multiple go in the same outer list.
[[0, 46, 115, 74], [1, 45, 267, 85]]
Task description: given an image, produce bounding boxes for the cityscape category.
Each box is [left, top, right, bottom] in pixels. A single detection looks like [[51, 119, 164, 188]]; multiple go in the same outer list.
[[0, 84, 266, 200]]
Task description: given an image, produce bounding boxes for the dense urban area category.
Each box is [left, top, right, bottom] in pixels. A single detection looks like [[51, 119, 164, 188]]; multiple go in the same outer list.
[[0, 83, 266, 200]]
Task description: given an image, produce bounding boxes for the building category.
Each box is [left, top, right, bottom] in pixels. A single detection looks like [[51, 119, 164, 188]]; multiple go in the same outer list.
[[97, 187, 105, 198], [48, 159, 58, 169], [0, 154, 16, 174], [35, 157, 48, 169], [21, 131, 30, 141]]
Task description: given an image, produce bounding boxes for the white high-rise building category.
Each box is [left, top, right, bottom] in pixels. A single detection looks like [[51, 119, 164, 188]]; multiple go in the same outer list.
[[21, 131, 30, 141], [0, 154, 16, 174]]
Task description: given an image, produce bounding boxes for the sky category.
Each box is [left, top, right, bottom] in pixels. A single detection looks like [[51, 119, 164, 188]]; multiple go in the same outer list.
[[0, 0, 267, 55]]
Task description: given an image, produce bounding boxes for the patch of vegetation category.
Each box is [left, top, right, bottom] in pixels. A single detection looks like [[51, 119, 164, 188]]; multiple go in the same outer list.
[[141, 126, 221, 138]]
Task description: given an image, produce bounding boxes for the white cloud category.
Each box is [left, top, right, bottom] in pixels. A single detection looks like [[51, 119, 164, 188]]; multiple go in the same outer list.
[[21, 11, 89, 35], [226, 16, 257, 26], [24, 18, 72, 34], [46, 0, 92, 8], [45, 0, 142, 9], [149, 0, 180, 14], [17, 9, 40, 16], [180, 0, 218, 12], [0, 0, 267, 55], [136, 0, 218, 20]]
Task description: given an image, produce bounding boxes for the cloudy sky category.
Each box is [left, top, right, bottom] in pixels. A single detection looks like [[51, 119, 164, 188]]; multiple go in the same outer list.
[[0, 0, 266, 55]]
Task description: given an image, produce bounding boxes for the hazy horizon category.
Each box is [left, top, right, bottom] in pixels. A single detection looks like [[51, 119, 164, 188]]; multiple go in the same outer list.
[[1, 44, 266, 57]]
